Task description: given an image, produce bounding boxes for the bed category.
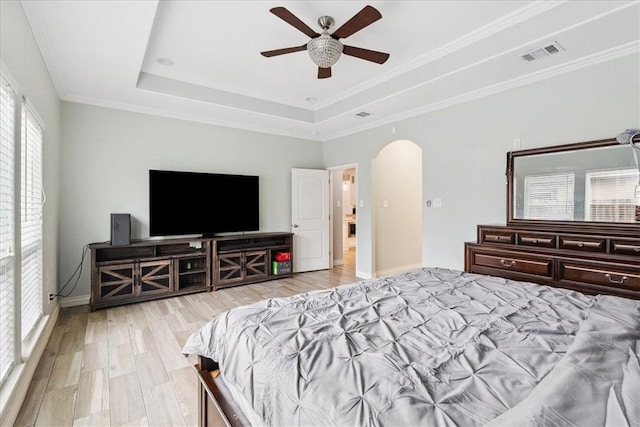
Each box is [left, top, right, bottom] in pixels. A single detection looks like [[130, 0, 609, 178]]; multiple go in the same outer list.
[[182, 267, 640, 427]]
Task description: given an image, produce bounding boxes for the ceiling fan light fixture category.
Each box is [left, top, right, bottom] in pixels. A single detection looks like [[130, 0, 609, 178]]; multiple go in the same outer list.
[[307, 33, 343, 68], [262, 6, 388, 78]]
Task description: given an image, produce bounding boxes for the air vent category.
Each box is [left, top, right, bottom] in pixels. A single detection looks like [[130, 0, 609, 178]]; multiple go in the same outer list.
[[355, 111, 371, 118], [521, 42, 564, 62]]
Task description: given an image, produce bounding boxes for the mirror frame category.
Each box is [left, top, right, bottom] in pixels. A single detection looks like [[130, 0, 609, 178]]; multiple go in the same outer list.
[[506, 138, 640, 235]]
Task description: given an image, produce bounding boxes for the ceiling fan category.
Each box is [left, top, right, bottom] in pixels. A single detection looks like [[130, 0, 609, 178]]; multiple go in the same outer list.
[[260, 5, 390, 79]]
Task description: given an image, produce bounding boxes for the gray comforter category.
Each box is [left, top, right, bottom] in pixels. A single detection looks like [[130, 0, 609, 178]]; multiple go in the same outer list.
[[182, 267, 640, 427]]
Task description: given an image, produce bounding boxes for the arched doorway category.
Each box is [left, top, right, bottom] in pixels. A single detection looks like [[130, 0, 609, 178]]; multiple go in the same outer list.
[[372, 140, 423, 276]]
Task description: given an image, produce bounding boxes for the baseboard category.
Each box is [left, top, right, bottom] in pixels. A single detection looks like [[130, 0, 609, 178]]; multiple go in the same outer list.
[[333, 258, 344, 266], [356, 270, 372, 279], [60, 294, 90, 308], [375, 263, 422, 278]]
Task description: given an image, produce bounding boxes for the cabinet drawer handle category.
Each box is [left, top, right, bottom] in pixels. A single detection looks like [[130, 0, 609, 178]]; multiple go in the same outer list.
[[577, 242, 584, 248], [500, 259, 516, 267], [635, 247, 640, 253], [531, 239, 538, 244], [605, 273, 628, 285]]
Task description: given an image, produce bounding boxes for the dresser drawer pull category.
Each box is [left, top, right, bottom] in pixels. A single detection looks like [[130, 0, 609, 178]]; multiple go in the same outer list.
[[605, 273, 628, 285], [487, 235, 511, 243], [500, 259, 516, 267], [577, 242, 584, 248], [611, 243, 640, 254]]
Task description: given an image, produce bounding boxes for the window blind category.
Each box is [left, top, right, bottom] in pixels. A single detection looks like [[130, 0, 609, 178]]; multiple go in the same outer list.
[[586, 168, 639, 223], [524, 172, 575, 220], [20, 105, 43, 340], [0, 75, 16, 384]]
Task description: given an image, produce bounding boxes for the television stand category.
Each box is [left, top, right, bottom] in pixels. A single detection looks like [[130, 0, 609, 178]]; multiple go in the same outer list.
[[88, 232, 294, 310]]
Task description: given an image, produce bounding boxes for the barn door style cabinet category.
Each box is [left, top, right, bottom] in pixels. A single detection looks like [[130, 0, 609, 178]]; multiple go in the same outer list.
[[89, 232, 294, 310], [216, 251, 268, 287], [94, 259, 173, 303], [212, 232, 294, 290], [90, 238, 211, 310]]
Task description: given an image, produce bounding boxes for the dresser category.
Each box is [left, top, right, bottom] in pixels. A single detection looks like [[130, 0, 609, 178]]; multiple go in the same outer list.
[[465, 225, 640, 299], [465, 138, 640, 300]]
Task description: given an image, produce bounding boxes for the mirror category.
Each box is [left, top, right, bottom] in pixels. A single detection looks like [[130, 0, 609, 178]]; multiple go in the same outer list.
[[508, 139, 640, 226]]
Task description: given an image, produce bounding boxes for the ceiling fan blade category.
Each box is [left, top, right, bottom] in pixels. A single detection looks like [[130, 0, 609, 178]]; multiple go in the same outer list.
[[270, 7, 320, 38], [331, 5, 382, 39], [261, 44, 308, 57], [318, 67, 332, 79], [342, 45, 389, 64]]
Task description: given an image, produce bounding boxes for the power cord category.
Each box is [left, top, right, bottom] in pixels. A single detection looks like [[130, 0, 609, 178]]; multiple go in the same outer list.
[[50, 244, 89, 299]]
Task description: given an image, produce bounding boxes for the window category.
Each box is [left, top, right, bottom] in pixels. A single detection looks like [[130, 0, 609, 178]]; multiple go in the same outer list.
[[0, 69, 46, 388], [20, 105, 44, 340], [586, 169, 639, 223], [524, 172, 575, 220], [0, 75, 16, 385]]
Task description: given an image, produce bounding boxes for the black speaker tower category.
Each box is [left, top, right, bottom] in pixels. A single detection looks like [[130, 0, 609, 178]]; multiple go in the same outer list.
[[110, 213, 131, 246]]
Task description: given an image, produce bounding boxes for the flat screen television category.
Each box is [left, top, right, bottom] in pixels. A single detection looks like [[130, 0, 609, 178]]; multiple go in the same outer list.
[[149, 169, 259, 237]]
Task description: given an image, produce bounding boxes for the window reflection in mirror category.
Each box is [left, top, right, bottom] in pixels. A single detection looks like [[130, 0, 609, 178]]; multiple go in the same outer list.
[[512, 143, 639, 223]]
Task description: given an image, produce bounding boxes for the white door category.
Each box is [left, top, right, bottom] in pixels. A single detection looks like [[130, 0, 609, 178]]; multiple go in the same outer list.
[[291, 168, 330, 273]]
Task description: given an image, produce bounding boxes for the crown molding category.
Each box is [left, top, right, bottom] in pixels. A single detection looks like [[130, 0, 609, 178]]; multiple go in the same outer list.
[[61, 93, 324, 142], [61, 41, 636, 144], [314, 1, 567, 110], [324, 43, 639, 141], [314, 0, 638, 120], [137, 72, 314, 123], [20, 0, 68, 98]]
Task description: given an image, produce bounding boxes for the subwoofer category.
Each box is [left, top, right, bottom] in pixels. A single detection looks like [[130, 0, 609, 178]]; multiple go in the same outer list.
[[110, 213, 131, 246]]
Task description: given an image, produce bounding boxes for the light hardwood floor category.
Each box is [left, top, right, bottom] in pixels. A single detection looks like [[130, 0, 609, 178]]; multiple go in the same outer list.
[[15, 250, 357, 426]]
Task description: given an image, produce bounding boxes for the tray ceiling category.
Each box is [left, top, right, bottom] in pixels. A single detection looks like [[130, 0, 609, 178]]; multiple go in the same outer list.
[[21, 1, 640, 141]]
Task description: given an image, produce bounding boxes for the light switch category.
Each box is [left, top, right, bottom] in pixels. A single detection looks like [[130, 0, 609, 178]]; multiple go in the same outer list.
[[433, 198, 442, 208], [383, 200, 389, 208], [337, 200, 341, 208], [359, 200, 364, 208]]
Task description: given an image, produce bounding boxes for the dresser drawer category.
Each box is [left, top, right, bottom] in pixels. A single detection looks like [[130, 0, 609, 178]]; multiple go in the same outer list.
[[558, 260, 640, 291], [472, 251, 553, 278], [516, 232, 557, 248], [610, 239, 640, 257], [480, 229, 515, 245], [558, 235, 606, 252]]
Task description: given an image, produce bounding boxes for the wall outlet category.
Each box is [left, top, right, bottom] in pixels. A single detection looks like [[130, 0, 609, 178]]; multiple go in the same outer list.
[[49, 293, 56, 301], [433, 198, 442, 208]]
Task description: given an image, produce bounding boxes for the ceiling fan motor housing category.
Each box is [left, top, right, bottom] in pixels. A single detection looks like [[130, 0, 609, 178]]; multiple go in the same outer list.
[[307, 33, 343, 68]]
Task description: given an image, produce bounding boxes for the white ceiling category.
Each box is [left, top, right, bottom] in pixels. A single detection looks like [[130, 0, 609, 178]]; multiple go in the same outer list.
[[21, 1, 640, 141]]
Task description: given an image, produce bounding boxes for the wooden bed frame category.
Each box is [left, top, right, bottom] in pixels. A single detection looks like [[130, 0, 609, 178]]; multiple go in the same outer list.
[[196, 356, 248, 427]]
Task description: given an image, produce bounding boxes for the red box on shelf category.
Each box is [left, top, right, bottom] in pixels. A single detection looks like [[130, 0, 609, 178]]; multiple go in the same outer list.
[[274, 252, 290, 262]]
